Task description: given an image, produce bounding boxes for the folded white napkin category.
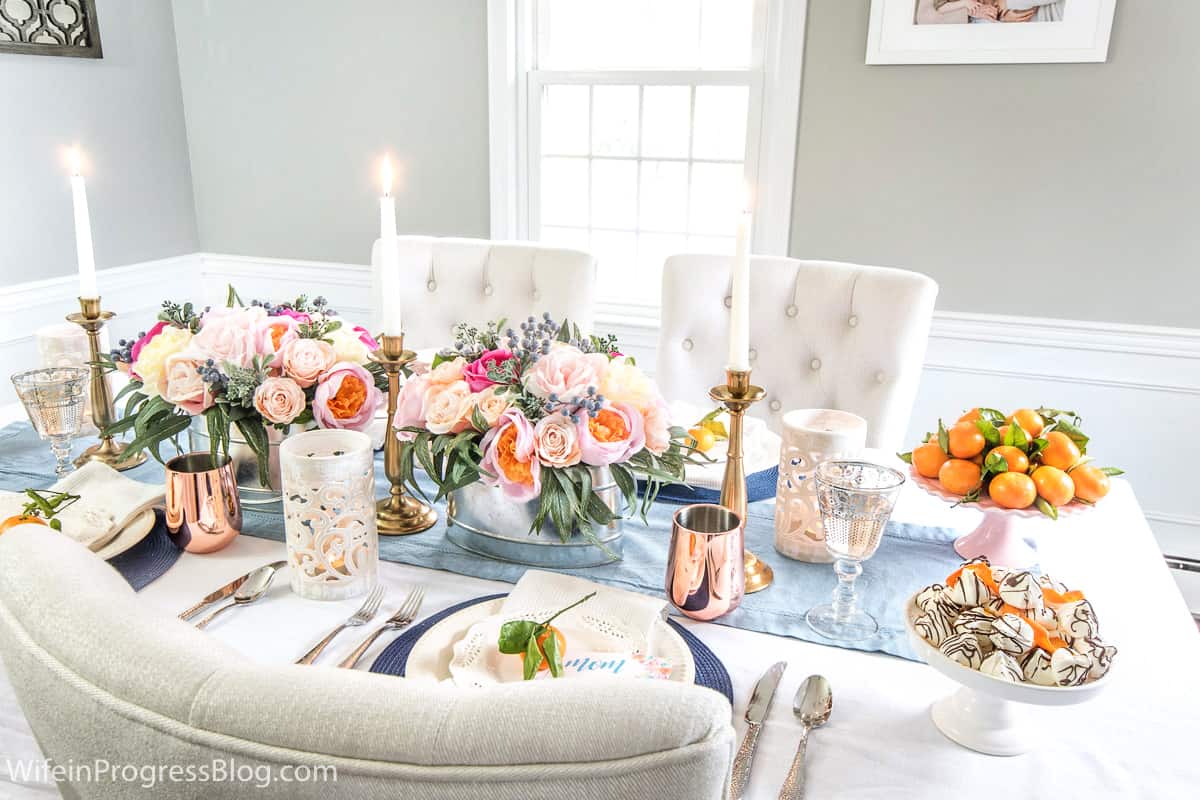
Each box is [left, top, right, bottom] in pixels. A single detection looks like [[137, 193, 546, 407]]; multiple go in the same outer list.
[[0, 461, 162, 550], [670, 401, 782, 490], [448, 571, 668, 687]]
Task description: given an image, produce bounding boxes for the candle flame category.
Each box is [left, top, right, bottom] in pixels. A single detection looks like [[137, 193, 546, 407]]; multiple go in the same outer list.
[[68, 147, 82, 176], [381, 156, 393, 197]]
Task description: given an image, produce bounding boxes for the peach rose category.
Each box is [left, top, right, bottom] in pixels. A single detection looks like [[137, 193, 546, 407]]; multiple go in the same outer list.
[[422, 379, 472, 435], [253, 376, 306, 425], [192, 307, 265, 369], [428, 356, 466, 386], [255, 316, 300, 368], [162, 351, 213, 415], [642, 397, 672, 456], [522, 346, 607, 400], [392, 373, 430, 441], [280, 338, 337, 387], [471, 385, 511, 429], [533, 414, 582, 468]]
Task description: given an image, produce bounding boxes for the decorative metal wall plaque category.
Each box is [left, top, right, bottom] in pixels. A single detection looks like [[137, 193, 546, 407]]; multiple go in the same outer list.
[[0, 0, 102, 58]]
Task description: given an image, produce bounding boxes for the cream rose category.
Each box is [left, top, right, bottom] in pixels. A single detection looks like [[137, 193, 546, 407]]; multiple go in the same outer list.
[[162, 352, 213, 415], [533, 414, 582, 468], [599, 359, 656, 412], [422, 379, 472, 435], [253, 376, 307, 425], [131, 326, 194, 398], [326, 325, 372, 364], [280, 338, 337, 387], [472, 385, 512, 429], [428, 356, 466, 386]]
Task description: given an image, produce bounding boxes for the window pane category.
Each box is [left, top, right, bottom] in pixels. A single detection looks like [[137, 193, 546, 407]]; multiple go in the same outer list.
[[688, 162, 743, 235], [591, 230, 638, 291], [692, 86, 749, 161], [639, 160, 689, 232], [590, 159, 638, 229], [641, 86, 691, 159], [541, 226, 590, 253], [637, 233, 688, 301], [591, 85, 639, 157], [542, 85, 589, 155], [700, 0, 753, 68], [541, 157, 589, 227], [539, 0, 734, 69], [686, 234, 736, 255]]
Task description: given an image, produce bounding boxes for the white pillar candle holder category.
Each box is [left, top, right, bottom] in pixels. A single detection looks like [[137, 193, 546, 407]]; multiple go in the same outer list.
[[773, 409, 868, 563], [280, 429, 379, 601]]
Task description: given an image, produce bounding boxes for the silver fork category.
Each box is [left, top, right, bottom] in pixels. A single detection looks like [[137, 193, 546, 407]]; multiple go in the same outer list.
[[337, 588, 425, 669], [295, 585, 386, 665]]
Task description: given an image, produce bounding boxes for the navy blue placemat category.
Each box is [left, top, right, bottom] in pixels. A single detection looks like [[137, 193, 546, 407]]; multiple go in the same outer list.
[[644, 465, 778, 505], [370, 593, 734, 703], [106, 509, 182, 591]]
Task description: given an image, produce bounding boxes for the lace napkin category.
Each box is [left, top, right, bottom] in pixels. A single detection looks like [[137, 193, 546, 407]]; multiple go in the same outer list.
[[0, 461, 163, 550], [448, 571, 669, 687], [670, 401, 782, 489]]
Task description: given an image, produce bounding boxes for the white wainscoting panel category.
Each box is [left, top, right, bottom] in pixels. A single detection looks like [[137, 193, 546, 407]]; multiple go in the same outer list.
[[3, 253, 1196, 606]]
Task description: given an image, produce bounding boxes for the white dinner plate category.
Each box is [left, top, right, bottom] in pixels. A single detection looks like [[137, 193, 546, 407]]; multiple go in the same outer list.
[[92, 508, 157, 561], [405, 597, 696, 685]]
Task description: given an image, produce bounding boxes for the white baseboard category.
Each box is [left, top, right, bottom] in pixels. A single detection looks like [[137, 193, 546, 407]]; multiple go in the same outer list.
[[4, 252, 1197, 571]]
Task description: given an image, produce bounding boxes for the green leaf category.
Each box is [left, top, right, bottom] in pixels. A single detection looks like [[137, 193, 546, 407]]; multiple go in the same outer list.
[[897, 451, 913, 465], [975, 418, 1001, 447], [1053, 419, 1089, 454], [609, 463, 638, 516], [1002, 421, 1028, 449], [979, 408, 1006, 424], [121, 412, 191, 463], [113, 381, 145, 407], [470, 406, 491, 433], [983, 450, 1008, 475], [1029, 437, 1050, 458], [936, 419, 949, 455], [233, 416, 271, 486], [1035, 496, 1058, 520], [497, 620, 538, 654], [523, 634, 543, 680], [226, 284, 244, 308], [1100, 467, 1125, 476], [542, 629, 563, 678]]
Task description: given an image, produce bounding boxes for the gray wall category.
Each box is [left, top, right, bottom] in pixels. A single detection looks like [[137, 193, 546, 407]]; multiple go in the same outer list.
[[171, 0, 490, 265], [790, 2, 1199, 328], [0, 0, 197, 287]]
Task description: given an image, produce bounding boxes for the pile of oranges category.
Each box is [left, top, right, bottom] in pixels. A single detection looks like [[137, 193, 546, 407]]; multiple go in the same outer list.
[[901, 407, 1122, 518]]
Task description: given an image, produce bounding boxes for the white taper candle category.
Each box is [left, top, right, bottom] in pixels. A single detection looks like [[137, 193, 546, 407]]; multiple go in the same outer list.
[[69, 148, 98, 299]]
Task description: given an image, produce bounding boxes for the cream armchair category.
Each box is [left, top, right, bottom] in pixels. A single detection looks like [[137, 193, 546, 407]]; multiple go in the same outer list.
[[656, 255, 937, 451], [369, 237, 597, 350], [0, 528, 733, 799]]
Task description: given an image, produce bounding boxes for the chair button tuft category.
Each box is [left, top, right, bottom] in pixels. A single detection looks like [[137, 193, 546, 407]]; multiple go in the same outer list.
[[810, 358, 821, 371], [875, 371, 886, 384], [769, 399, 782, 412], [681, 338, 694, 352], [532, 289, 541, 301], [723, 296, 732, 309], [749, 347, 758, 362], [426, 279, 438, 292], [786, 304, 799, 318], [848, 314, 859, 327], [483, 284, 494, 297]]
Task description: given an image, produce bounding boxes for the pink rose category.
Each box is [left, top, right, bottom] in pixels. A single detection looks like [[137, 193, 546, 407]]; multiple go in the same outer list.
[[253, 376, 306, 425], [577, 402, 646, 466], [428, 356, 466, 385], [162, 352, 213, 416], [312, 362, 381, 431], [392, 373, 430, 441], [522, 346, 607, 400], [255, 315, 300, 367], [273, 307, 312, 325], [280, 338, 337, 387], [471, 385, 511, 429], [463, 349, 515, 393], [193, 307, 265, 369], [642, 398, 672, 456], [422, 380, 473, 435], [480, 408, 541, 502], [533, 414, 582, 468], [129, 321, 168, 366], [352, 325, 379, 351]]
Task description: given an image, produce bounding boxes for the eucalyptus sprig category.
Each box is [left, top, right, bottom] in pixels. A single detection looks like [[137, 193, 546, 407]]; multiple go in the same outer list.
[[19, 490, 80, 531], [497, 592, 596, 680]]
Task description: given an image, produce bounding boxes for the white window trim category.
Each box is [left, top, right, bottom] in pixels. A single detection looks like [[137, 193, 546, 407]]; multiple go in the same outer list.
[[487, 0, 807, 255]]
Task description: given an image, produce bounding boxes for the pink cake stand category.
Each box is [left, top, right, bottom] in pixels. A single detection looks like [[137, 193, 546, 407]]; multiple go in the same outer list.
[[909, 468, 1091, 568]]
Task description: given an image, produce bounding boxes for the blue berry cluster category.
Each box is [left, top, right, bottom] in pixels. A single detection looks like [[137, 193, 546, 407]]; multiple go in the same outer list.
[[108, 332, 143, 364], [545, 385, 606, 420], [195, 358, 229, 391], [249, 295, 335, 317], [504, 313, 559, 359]]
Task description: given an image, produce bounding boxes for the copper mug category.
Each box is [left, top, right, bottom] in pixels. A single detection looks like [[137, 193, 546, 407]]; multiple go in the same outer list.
[[666, 504, 745, 620], [165, 452, 242, 553]]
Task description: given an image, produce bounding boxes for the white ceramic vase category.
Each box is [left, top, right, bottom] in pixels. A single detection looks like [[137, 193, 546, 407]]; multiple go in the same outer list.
[[773, 408, 868, 563]]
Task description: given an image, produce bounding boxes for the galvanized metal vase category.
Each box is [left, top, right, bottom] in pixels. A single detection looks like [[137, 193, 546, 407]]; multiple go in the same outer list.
[[188, 419, 303, 507], [445, 465, 624, 567]]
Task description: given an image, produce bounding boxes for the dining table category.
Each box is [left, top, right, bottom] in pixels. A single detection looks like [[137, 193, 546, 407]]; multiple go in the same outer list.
[[0, 402, 1197, 799]]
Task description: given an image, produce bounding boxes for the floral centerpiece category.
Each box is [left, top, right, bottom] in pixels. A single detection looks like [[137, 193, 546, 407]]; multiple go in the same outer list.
[[396, 314, 693, 544], [105, 290, 385, 484]]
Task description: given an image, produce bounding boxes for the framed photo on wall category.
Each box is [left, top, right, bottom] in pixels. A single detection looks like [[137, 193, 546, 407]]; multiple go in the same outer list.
[[866, 0, 1116, 64]]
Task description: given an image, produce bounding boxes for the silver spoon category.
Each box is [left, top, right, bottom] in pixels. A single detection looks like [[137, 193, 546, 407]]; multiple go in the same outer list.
[[194, 565, 277, 629], [778, 675, 833, 800]]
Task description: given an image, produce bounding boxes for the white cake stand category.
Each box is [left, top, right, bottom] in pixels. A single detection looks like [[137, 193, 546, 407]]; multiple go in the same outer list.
[[904, 594, 1111, 756], [909, 468, 1092, 568]]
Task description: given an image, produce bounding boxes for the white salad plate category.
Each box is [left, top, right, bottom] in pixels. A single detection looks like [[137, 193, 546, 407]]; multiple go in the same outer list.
[[405, 597, 696, 685], [92, 508, 157, 561], [904, 592, 1111, 756]]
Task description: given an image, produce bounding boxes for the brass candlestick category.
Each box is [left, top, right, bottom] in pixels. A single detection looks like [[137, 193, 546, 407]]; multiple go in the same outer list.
[[710, 368, 773, 593], [371, 333, 437, 535], [66, 296, 147, 471]]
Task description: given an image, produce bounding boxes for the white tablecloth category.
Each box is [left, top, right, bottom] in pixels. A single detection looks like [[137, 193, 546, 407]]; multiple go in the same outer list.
[[1, 426, 1197, 797]]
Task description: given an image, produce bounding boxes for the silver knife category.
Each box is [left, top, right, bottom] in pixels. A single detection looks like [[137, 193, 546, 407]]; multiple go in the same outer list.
[[730, 661, 786, 800], [177, 560, 287, 621]]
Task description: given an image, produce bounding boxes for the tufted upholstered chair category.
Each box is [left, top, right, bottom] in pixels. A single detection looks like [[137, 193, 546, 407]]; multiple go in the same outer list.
[[656, 255, 938, 451], [0, 528, 733, 799], [370, 236, 597, 350]]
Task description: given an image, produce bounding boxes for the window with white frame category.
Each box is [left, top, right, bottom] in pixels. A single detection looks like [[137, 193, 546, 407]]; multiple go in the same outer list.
[[489, 0, 805, 310]]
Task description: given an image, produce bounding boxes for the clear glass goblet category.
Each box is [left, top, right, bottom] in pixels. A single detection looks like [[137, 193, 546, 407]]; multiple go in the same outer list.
[[11, 366, 89, 477], [805, 460, 906, 642]]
